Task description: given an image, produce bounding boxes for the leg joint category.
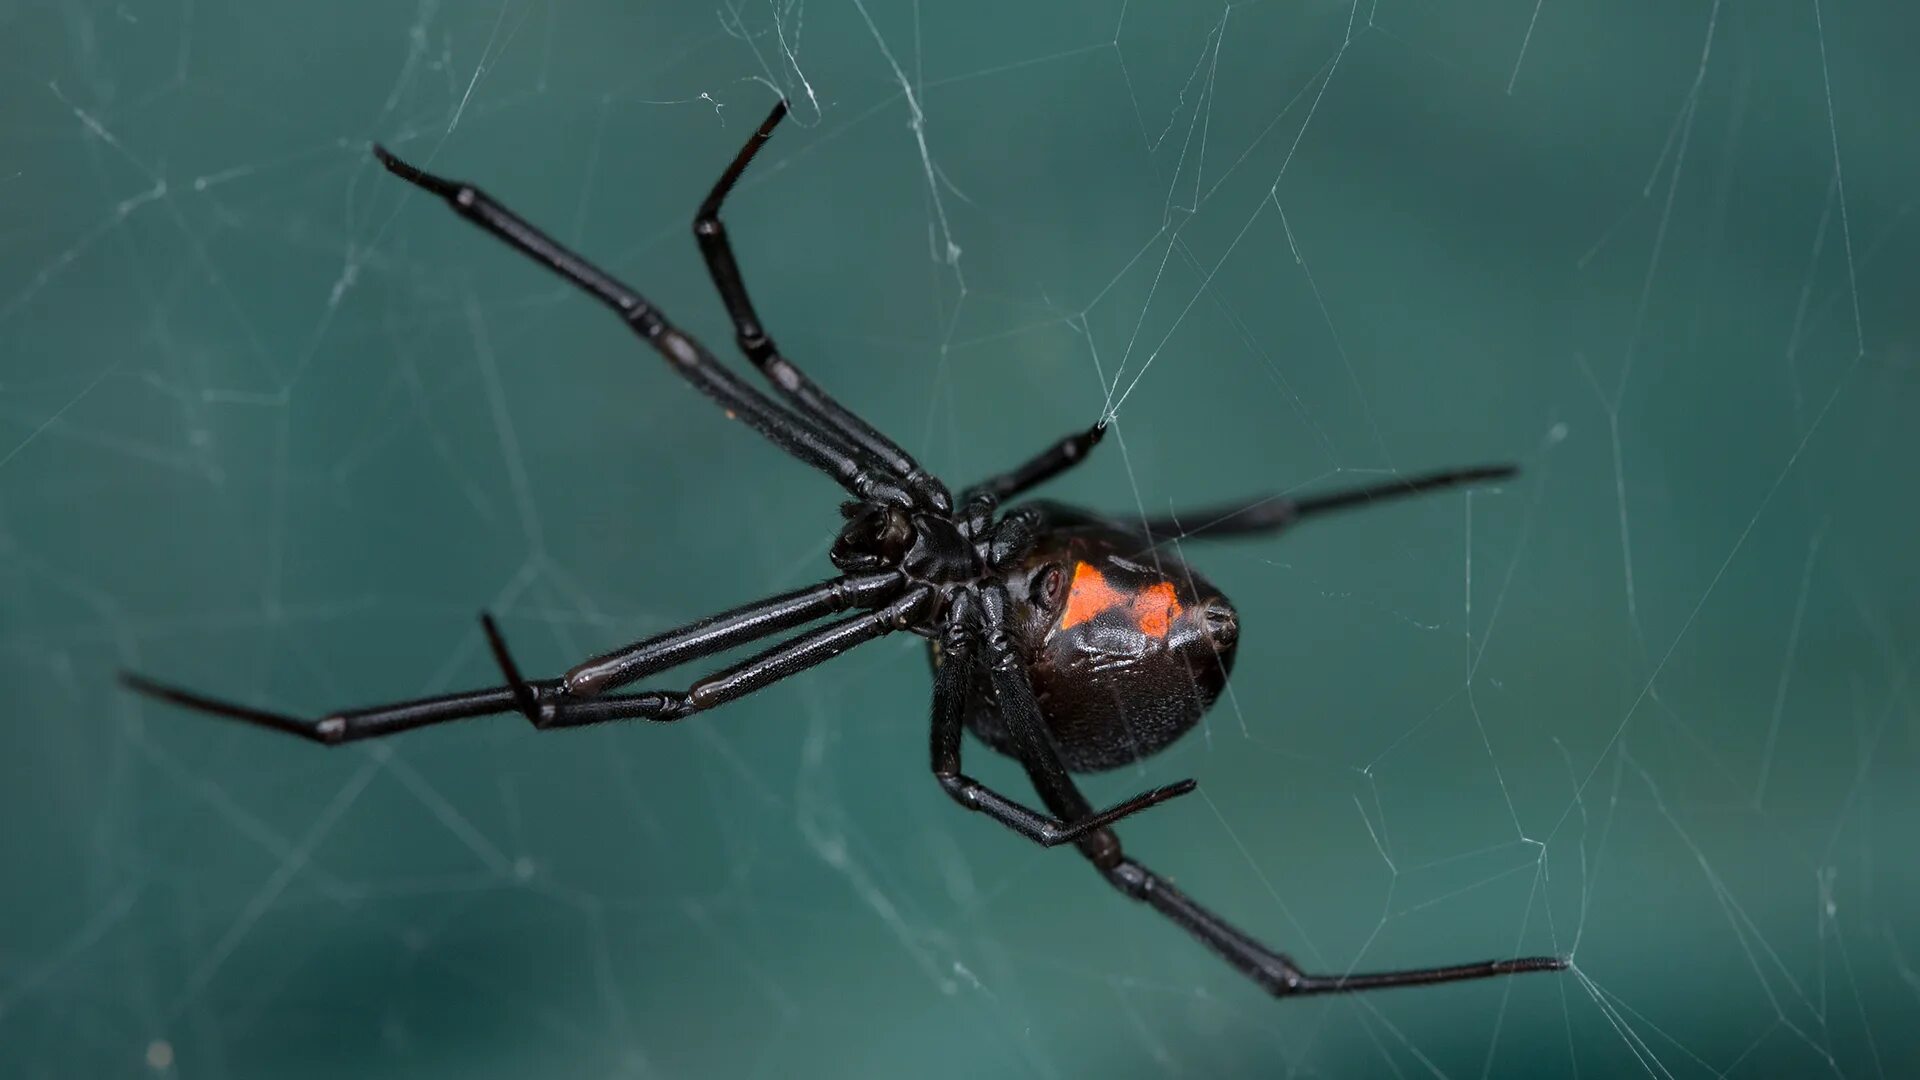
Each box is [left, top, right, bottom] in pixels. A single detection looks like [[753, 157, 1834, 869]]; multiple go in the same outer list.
[[621, 303, 667, 340], [936, 772, 976, 807], [1100, 853, 1147, 892], [739, 333, 779, 371]]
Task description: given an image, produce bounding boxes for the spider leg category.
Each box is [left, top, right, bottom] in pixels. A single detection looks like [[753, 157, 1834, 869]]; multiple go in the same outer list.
[[1138, 464, 1517, 542], [959, 422, 1106, 528], [1016, 753, 1566, 996], [120, 573, 912, 744], [929, 591, 1196, 846], [695, 100, 951, 514], [119, 672, 554, 746], [531, 588, 931, 727], [564, 571, 902, 697], [370, 145, 915, 510]]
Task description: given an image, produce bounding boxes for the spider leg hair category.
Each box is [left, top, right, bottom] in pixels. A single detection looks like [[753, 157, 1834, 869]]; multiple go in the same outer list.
[[119, 573, 911, 745], [1139, 464, 1518, 542], [370, 144, 915, 510], [931, 589, 1196, 846], [694, 99, 951, 514]]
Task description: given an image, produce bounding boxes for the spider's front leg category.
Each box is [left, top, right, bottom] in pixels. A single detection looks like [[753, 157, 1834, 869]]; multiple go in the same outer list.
[[692, 99, 951, 514], [928, 589, 1194, 846], [370, 143, 918, 511]]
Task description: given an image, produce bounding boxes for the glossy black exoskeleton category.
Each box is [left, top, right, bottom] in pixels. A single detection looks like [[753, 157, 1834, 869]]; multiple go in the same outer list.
[[122, 98, 1566, 1001], [936, 503, 1237, 773]]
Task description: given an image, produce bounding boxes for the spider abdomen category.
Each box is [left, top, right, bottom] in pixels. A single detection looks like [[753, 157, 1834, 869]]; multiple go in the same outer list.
[[941, 507, 1240, 772], [954, 659, 1220, 772]]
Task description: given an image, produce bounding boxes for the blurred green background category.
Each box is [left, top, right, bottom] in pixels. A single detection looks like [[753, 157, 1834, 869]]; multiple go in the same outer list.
[[4, 1, 1916, 1076]]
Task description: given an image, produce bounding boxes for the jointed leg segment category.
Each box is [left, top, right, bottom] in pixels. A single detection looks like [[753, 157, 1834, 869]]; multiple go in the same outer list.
[[481, 587, 930, 728], [1141, 465, 1518, 542], [961, 421, 1107, 518], [370, 144, 918, 511], [1099, 857, 1565, 996], [564, 571, 902, 697], [122, 580, 921, 745], [1008, 735, 1565, 996], [695, 101, 952, 514]]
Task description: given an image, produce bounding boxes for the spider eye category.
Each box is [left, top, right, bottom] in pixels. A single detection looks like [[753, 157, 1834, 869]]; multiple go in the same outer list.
[[1031, 564, 1066, 610]]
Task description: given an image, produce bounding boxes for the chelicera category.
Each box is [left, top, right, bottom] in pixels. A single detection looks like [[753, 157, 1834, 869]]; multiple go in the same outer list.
[[123, 100, 1566, 998]]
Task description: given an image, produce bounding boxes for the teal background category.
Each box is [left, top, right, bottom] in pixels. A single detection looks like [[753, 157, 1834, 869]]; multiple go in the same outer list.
[[4, 1, 1917, 1076]]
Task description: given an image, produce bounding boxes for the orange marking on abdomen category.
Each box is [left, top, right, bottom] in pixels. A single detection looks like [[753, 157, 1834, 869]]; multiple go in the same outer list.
[[1060, 561, 1125, 630], [1132, 581, 1182, 639], [1059, 562, 1184, 639]]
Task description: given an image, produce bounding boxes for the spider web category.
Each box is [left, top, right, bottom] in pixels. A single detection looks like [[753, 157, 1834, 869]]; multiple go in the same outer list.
[[3, 0, 1917, 1076]]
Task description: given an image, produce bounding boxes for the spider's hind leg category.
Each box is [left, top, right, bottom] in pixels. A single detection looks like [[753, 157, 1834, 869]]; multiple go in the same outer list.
[[1139, 464, 1518, 543], [1011, 751, 1567, 996]]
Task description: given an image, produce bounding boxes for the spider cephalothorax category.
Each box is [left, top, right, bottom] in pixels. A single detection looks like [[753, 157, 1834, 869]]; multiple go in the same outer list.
[[122, 99, 1565, 1000]]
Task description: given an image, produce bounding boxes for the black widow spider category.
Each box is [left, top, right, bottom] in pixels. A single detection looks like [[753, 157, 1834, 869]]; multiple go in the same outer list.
[[123, 100, 1567, 999]]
